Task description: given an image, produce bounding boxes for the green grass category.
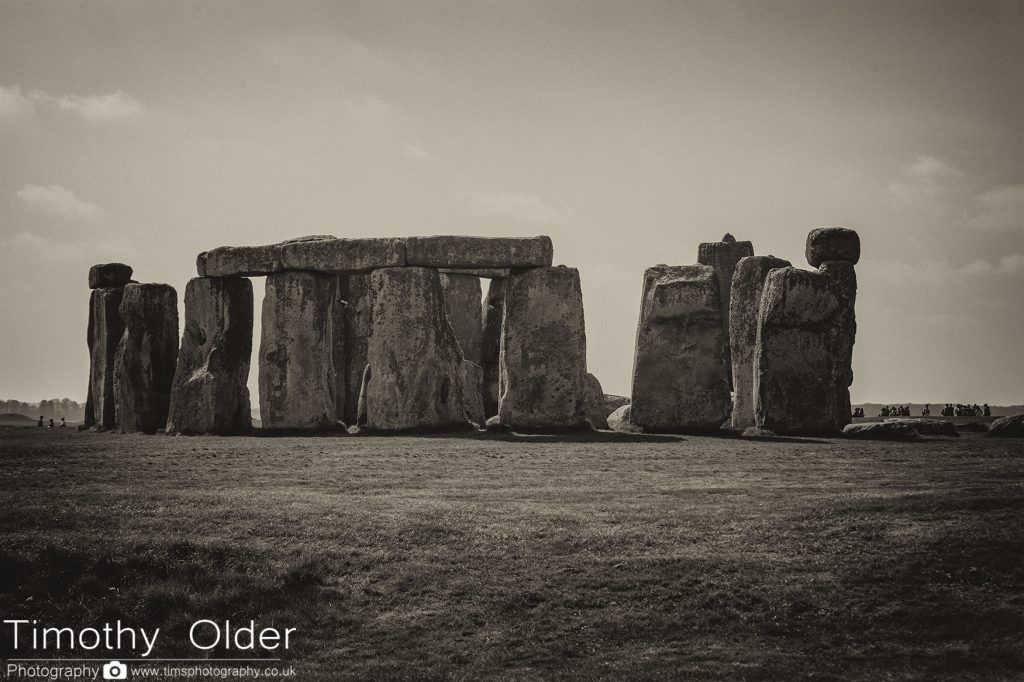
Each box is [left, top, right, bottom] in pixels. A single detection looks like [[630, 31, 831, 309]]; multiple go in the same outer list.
[[1, 428, 1022, 680]]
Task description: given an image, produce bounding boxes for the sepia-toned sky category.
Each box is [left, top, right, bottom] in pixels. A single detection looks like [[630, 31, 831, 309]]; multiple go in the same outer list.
[[1, 0, 1022, 405]]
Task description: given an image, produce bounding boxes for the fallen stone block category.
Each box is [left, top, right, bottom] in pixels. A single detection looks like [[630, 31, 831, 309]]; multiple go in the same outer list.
[[583, 373, 609, 429], [607, 405, 641, 433], [114, 283, 179, 433], [882, 418, 958, 437], [405, 235, 553, 268], [630, 265, 732, 432], [843, 422, 920, 440], [988, 414, 1024, 438], [166, 277, 254, 435]]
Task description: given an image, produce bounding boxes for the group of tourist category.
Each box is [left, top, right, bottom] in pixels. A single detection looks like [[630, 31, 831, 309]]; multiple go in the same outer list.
[[940, 403, 991, 417], [37, 417, 67, 428], [878, 405, 912, 417]]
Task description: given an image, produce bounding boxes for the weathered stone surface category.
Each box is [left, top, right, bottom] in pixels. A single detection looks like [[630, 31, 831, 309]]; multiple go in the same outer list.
[[406, 235, 553, 268], [604, 394, 630, 416], [365, 267, 470, 431], [754, 267, 848, 435], [259, 272, 338, 430], [607, 404, 641, 433], [583, 373, 608, 429], [806, 227, 860, 267], [988, 414, 1024, 438], [279, 237, 406, 273], [630, 265, 732, 432], [729, 255, 792, 429], [88, 263, 133, 289], [818, 259, 857, 428], [330, 275, 346, 423], [439, 267, 510, 279], [340, 274, 372, 424], [356, 364, 371, 427], [480, 278, 506, 418], [463, 361, 486, 427], [498, 266, 589, 430], [89, 287, 127, 430], [166, 277, 253, 435], [698, 235, 754, 388], [113, 283, 179, 433], [440, 273, 483, 364], [882, 418, 958, 437], [197, 245, 282, 277], [83, 291, 98, 429], [843, 422, 919, 440]]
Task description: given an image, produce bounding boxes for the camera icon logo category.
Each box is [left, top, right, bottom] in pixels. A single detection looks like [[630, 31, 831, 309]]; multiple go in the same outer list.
[[103, 660, 128, 680]]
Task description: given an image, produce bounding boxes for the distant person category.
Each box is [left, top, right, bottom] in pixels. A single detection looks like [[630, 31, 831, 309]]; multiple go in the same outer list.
[[47, 418, 54, 428], [37, 416, 44, 427], [923, 405, 930, 416], [60, 417, 66, 428], [983, 404, 991, 417]]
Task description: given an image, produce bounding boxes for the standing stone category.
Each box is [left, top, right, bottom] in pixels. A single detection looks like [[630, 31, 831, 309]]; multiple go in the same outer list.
[[340, 273, 372, 425], [630, 265, 732, 432], [365, 267, 469, 431], [90, 287, 127, 430], [753, 267, 845, 435], [583, 373, 609, 429], [498, 266, 589, 430], [697, 234, 754, 388], [818, 259, 857, 430], [480, 278, 506, 418], [330, 275, 346, 423], [166, 277, 253, 435], [88, 263, 133, 289], [259, 272, 337, 430], [462, 360, 486, 428], [729, 255, 792, 429], [113, 283, 179, 433], [440, 273, 483, 363], [82, 291, 98, 429]]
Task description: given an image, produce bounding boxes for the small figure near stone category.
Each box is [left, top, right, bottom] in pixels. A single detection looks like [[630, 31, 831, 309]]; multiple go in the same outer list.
[[60, 417, 66, 427], [37, 416, 43, 427]]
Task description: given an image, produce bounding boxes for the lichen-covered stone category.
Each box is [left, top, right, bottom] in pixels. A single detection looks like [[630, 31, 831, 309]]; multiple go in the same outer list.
[[698, 236, 754, 388], [259, 272, 338, 430], [166, 277, 253, 435], [88, 263, 133, 289], [279, 237, 406, 273], [89, 287, 127, 430], [480, 278, 505, 418], [729, 255, 791, 429], [113, 283, 179, 433], [197, 245, 283, 277], [806, 227, 860, 267], [440, 273, 483, 363], [498, 266, 589, 430], [754, 267, 848, 435], [406, 235, 553, 268], [365, 267, 470, 431], [630, 265, 732, 432]]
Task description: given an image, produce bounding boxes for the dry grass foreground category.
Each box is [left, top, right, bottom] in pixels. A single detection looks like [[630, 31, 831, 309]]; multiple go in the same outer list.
[[0, 427, 1022, 680]]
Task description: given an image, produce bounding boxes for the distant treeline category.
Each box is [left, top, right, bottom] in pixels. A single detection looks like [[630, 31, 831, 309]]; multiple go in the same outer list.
[[0, 399, 86, 421]]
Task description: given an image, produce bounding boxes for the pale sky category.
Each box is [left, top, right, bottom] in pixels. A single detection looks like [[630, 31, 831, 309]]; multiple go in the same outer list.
[[1, 0, 1022, 405]]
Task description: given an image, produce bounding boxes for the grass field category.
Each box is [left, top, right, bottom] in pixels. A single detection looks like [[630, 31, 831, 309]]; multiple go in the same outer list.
[[1, 427, 1022, 680]]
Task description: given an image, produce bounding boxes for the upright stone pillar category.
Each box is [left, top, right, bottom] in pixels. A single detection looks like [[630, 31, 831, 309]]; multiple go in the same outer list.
[[697, 234, 753, 388], [259, 272, 337, 430], [440, 273, 483, 363], [340, 273, 371, 425], [480, 278, 505, 418], [630, 265, 732, 432], [754, 228, 859, 435], [114, 283, 179, 433], [331, 275, 347, 424], [83, 292, 97, 429], [166, 277, 253, 435], [364, 267, 469, 431], [90, 287, 127, 430], [729, 255, 791, 430], [498, 266, 589, 430]]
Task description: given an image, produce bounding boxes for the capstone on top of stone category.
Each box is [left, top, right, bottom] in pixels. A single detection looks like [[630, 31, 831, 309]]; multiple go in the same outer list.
[[88, 263, 134, 289], [806, 227, 860, 267]]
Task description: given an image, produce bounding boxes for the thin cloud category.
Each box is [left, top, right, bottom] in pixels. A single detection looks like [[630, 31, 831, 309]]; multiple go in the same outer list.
[[404, 144, 433, 161], [0, 84, 144, 122], [967, 184, 1024, 233], [470, 191, 572, 225], [888, 154, 966, 202], [17, 184, 104, 219]]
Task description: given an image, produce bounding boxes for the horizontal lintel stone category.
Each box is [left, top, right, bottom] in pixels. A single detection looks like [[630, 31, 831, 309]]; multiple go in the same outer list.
[[279, 237, 406, 273], [438, 267, 510, 279], [405, 236, 552, 268]]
